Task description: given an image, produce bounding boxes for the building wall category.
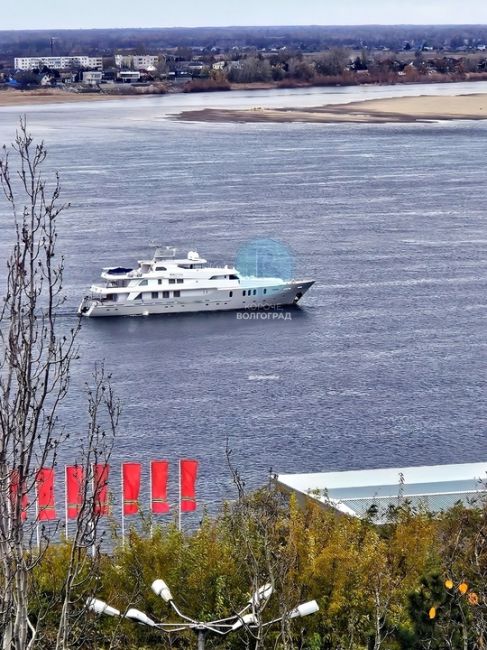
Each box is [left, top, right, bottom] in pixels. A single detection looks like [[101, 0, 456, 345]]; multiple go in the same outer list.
[[14, 56, 103, 71], [115, 54, 159, 69], [82, 71, 103, 85]]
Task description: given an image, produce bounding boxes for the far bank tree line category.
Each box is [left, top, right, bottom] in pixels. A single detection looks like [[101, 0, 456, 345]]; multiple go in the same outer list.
[[7, 48, 487, 93]]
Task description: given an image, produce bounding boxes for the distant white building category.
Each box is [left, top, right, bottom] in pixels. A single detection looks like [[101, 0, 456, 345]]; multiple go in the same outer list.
[[82, 71, 103, 86], [118, 70, 141, 83], [115, 54, 160, 70], [14, 56, 103, 71]]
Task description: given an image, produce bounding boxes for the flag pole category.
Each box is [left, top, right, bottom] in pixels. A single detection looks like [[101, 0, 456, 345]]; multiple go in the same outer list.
[[91, 464, 96, 558], [121, 463, 125, 547], [178, 459, 182, 532], [64, 465, 69, 540], [149, 461, 153, 538], [35, 472, 41, 552]]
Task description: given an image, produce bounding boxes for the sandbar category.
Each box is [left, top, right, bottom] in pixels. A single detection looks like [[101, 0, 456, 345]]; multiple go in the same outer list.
[[176, 93, 487, 124]]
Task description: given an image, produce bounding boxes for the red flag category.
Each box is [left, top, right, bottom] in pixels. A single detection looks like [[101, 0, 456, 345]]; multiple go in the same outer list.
[[66, 466, 84, 520], [36, 468, 56, 521], [151, 461, 170, 514], [122, 463, 141, 516], [180, 459, 198, 513], [93, 464, 110, 516], [10, 469, 28, 521]]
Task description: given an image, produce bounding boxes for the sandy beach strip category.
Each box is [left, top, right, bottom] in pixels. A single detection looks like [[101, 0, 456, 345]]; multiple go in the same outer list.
[[0, 89, 158, 107], [176, 93, 487, 124]]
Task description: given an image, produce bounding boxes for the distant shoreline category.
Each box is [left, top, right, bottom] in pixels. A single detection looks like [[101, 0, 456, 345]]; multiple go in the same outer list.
[[176, 93, 487, 124], [1, 76, 487, 109]]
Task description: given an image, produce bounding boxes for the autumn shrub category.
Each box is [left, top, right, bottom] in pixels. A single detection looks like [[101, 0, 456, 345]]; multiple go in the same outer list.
[[23, 491, 487, 648]]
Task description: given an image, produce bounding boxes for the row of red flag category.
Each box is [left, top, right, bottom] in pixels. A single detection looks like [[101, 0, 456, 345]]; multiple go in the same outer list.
[[11, 460, 199, 522]]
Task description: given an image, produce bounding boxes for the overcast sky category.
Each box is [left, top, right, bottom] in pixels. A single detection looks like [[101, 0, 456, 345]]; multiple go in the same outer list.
[[4, 0, 486, 30]]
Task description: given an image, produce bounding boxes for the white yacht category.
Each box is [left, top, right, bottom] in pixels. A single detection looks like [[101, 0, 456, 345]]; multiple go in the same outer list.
[[78, 246, 314, 317]]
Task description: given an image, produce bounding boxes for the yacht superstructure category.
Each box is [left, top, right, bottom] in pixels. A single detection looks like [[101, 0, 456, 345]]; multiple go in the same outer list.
[[78, 247, 314, 317]]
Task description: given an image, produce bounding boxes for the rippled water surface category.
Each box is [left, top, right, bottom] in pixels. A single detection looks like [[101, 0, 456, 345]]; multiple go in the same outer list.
[[0, 84, 486, 511]]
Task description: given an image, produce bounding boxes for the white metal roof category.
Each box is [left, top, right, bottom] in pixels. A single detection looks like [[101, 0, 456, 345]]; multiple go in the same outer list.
[[276, 462, 487, 519], [278, 462, 487, 491]]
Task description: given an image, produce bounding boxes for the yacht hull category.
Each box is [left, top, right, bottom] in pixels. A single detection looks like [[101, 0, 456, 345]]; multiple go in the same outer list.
[[78, 280, 314, 318]]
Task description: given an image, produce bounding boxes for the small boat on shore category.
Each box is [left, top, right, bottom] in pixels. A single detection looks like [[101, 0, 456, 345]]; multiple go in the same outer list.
[[78, 246, 314, 317]]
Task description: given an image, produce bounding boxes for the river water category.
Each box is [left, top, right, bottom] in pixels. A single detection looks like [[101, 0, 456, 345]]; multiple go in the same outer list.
[[0, 82, 486, 515]]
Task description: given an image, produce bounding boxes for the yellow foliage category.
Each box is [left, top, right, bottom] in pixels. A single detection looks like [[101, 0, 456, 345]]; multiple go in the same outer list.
[[468, 592, 479, 605]]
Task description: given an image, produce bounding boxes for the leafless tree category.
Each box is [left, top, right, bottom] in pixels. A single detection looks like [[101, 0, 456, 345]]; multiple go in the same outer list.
[[225, 443, 300, 649], [0, 119, 117, 650]]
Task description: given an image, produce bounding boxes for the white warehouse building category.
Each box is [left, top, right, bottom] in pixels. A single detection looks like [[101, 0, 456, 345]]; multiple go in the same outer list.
[[14, 56, 103, 71]]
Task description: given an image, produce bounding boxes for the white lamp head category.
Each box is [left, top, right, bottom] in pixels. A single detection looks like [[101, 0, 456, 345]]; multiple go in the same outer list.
[[151, 578, 173, 602], [289, 600, 319, 619], [125, 608, 156, 627], [231, 613, 258, 631], [86, 597, 121, 617], [250, 583, 273, 607]]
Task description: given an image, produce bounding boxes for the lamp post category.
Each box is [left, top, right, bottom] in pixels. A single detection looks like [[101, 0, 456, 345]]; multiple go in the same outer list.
[[87, 578, 319, 649]]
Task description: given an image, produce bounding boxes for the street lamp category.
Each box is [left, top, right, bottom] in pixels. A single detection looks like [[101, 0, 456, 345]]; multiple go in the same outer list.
[[87, 578, 319, 649]]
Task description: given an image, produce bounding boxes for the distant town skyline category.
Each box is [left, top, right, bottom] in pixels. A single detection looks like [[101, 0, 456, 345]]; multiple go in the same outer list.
[[4, 0, 486, 30]]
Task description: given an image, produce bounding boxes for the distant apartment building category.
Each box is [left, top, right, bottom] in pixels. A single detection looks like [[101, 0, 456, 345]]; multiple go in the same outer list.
[[14, 56, 103, 71], [115, 54, 159, 69]]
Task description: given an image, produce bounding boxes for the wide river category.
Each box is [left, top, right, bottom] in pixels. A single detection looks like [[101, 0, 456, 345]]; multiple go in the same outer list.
[[0, 81, 486, 517]]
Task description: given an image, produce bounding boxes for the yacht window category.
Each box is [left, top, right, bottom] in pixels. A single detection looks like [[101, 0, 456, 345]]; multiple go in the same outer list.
[[156, 266, 166, 271], [151, 292, 159, 299], [263, 289, 267, 294], [173, 290, 180, 298], [169, 279, 176, 284], [229, 291, 233, 297], [176, 279, 183, 284], [229, 274, 239, 280], [253, 290, 257, 296], [162, 291, 169, 298], [242, 290, 246, 296], [158, 279, 162, 285], [139, 279, 148, 286], [134, 293, 142, 300]]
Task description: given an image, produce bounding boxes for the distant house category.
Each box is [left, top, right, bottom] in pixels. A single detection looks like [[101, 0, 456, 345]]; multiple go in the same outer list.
[[174, 71, 192, 84], [40, 74, 54, 86], [118, 70, 141, 83], [59, 71, 76, 84], [82, 71, 103, 86]]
